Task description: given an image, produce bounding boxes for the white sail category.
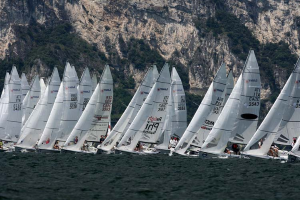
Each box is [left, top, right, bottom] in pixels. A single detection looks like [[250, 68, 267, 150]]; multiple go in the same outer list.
[[0, 66, 22, 142], [62, 65, 113, 152], [201, 50, 261, 154], [91, 73, 97, 93], [156, 67, 187, 150], [201, 75, 243, 154], [16, 68, 61, 149], [170, 67, 187, 138], [37, 63, 77, 150], [244, 59, 299, 156], [274, 59, 300, 145], [156, 84, 174, 150], [22, 75, 41, 126], [21, 73, 30, 102], [174, 63, 227, 155], [117, 63, 171, 152], [0, 72, 10, 116], [229, 51, 261, 144], [191, 70, 234, 148], [78, 67, 92, 114], [55, 64, 80, 143], [101, 67, 155, 152], [40, 78, 46, 97]]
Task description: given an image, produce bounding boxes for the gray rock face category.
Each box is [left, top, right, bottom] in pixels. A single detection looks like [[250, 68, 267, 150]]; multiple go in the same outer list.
[[0, 0, 299, 100]]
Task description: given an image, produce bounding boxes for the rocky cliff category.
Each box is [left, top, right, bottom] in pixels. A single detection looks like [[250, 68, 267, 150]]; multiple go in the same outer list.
[[0, 0, 299, 120]]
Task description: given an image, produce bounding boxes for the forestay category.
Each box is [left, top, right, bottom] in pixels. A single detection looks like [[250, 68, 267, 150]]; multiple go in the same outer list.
[[244, 58, 300, 156], [117, 63, 171, 153], [0, 66, 22, 142], [62, 65, 113, 152], [101, 66, 156, 152], [191, 70, 234, 148], [22, 75, 41, 126], [21, 73, 30, 102], [17, 68, 61, 149], [174, 63, 227, 155]]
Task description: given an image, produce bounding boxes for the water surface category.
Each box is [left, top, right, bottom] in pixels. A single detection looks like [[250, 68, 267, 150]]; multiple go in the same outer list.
[[0, 153, 299, 199]]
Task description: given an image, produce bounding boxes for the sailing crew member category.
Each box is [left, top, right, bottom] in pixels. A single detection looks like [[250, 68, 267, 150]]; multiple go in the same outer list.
[[258, 139, 263, 148], [74, 136, 78, 144], [0, 140, 3, 149], [292, 137, 297, 147], [232, 143, 240, 155]]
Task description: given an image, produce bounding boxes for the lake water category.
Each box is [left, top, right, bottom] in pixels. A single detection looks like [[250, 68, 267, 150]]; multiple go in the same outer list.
[[0, 152, 299, 199]]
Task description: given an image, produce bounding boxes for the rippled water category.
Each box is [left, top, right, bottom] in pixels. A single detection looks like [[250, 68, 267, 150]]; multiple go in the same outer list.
[[1, 152, 299, 200]]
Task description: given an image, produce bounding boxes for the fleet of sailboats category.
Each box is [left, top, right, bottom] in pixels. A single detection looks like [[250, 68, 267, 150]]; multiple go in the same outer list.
[[1, 51, 300, 162]]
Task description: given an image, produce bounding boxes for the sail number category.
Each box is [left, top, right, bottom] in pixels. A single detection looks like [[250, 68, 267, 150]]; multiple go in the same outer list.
[[158, 96, 169, 111], [13, 103, 22, 111], [102, 96, 112, 111], [70, 94, 78, 109], [82, 98, 89, 111], [248, 88, 260, 107], [178, 96, 186, 110], [213, 97, 223, 114], [295, 99, 300, 108]]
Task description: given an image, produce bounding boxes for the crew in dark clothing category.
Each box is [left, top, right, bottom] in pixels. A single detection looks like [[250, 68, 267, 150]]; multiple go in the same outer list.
[[232, 143, 240, 155], [99, 135, 105, 144]]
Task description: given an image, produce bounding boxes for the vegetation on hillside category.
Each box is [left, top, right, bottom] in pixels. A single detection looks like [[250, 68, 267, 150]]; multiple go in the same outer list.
[[0, 22, 201, 123]]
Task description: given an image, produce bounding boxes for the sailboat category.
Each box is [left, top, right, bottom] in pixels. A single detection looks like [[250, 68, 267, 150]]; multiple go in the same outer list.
[[116, 63, 171, 154], [187, 70, 234, 155], [15, 68, 61, 152], [61, 65, 113, 154], [21, 73, 30, 102], [243, 57, 300, 160], [200, 50, 261, 158], [0, 66, 22, 145], [155, 67, 187, 153], [100, 66, 158, 153], [37, 63, 79, 152], [22, 75, 41, 126], [173, 63, 227, 156]]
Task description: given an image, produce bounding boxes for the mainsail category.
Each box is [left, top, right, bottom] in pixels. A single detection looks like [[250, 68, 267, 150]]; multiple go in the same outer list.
[[191, 70, 234, 148], [244, 57, 300, 156], [56, 64, 80, 142], [78, 67, 92, 114], [22, 75, 41, 126], [101, 66, 156, 152], [229, 51, 261, 144], [0, 66, 22, 142], [274, 58, 300, 145], [37, 63, 77, 150], [0, 72, 10, 116], [201, 50, 261, 154], [117, 63, 171, 153], [62, 65, 113, 152], [21, 73, 30, 102], [174, 63, 227, 155], [156, 67, 187, 150], [16, 68, 61, 149]]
